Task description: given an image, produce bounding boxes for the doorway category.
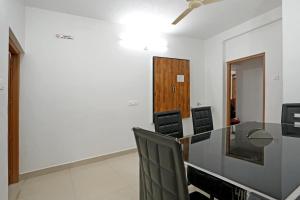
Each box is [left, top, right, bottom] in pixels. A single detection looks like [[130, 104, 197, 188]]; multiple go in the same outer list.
[[226, 53, 265, 126], [8, 30, 23, 184]]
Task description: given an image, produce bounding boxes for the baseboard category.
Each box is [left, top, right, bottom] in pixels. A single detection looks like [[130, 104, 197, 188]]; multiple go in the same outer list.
[[20, 148, 137, 180]]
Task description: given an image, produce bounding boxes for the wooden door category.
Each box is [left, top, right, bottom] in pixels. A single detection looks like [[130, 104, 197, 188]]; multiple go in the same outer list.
[[175, 59, 190, 118], [8, 30, 23, 185], [153, 57, 190, 118]]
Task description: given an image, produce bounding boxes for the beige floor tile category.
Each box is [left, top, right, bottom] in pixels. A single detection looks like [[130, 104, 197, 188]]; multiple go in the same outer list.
[[19, 170, 75, 200], [9, 181, 24, 200], [106, 153, 139, 187], [101, 186, 137, 200], [70, 161, 129, 200], [11, 153, 141, 200], [130, 185, 139, 200], [106, 153, 139, 167]]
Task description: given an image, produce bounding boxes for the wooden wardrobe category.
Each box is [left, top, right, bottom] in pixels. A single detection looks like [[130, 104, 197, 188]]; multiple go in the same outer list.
[[153, 57, 190, 118]]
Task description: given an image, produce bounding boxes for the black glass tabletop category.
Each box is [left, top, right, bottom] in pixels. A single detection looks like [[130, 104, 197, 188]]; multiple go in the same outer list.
[[179, 122, 300, 200]]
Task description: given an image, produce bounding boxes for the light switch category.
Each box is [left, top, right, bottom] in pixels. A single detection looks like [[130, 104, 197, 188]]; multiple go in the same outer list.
[[273, 74, 280, 80], [128, 100, 139, 106]]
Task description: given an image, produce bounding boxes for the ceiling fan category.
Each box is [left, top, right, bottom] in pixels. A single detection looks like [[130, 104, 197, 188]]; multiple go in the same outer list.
[[172, 0, 223, 25]]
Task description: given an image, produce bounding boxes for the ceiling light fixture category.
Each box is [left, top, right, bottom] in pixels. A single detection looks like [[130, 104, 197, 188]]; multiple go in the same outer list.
[[119, 29, 168, 52], [119, 12, 169, 52]]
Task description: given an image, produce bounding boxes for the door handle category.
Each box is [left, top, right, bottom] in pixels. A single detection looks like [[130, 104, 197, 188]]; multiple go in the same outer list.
[[172, 85, 176, 93]]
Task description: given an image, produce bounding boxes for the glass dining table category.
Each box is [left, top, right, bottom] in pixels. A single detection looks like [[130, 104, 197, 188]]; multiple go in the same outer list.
[[178, 122, 300, 200]]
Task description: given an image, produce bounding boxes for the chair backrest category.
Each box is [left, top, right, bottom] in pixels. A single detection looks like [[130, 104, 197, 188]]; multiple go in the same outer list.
[[153, 110, 183, 138], [133, 128, 189, 200], [191, 107, 214, 135], [282, 103, 300, 125]]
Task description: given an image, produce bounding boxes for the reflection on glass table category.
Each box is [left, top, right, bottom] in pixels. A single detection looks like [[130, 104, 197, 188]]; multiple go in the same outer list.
[[178, 122, 300, 200]]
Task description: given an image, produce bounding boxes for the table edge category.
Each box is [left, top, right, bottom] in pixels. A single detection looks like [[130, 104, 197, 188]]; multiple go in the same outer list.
[[185, 161, 278, 200]]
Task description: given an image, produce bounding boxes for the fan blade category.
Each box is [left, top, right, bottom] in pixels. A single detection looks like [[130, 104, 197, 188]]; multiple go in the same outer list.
[[172, 8, 194, 25], [202, 0, 223, 5]]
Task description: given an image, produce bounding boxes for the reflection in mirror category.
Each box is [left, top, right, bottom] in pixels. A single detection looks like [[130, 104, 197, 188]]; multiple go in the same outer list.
[[191, 132, 211, 144], [247, 129, 273, 148], [179, 132, 211, 161], [282, 124, 300, 138], [226, 123, 267, 165]]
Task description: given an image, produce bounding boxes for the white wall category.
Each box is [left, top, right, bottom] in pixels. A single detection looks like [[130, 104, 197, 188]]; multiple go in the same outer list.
[[282, 0, 300, 103], [0, 0, 25, 199], [235, 58, 264, 122], [281, 0, 300, 191], [0, 2, 9, 197], [20, 7, 205, 173], [204, 7, 282, 128], [7, 0, 26, 47]]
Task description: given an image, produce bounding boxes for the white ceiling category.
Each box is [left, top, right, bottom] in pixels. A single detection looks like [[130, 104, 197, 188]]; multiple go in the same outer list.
[[25, 0, 282, 39]]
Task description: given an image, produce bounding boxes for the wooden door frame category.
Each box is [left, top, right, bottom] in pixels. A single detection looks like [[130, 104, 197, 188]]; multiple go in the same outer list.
[[226, 53, 266, 126], [8, 29, 23, 185]]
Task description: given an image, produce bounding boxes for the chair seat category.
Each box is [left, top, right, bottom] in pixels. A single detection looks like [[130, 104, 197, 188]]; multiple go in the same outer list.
[[189, 192, 209, 200]]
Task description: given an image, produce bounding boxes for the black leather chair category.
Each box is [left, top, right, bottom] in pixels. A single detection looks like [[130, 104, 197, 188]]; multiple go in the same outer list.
[[189, 107, 215, 198], [282, 103, 300, 124], [133, 128, 208, 200], [154, 110, 216, 198], [191, 107, 214, 135], [153, 110, 183, 138], [189, 107, 246, 200], [282, 104, 300, 137]]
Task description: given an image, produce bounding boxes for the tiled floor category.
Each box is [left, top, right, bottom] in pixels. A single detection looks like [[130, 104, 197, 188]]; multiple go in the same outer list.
[[10, 153, 139, 200], [9, 152, 202, 200]]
